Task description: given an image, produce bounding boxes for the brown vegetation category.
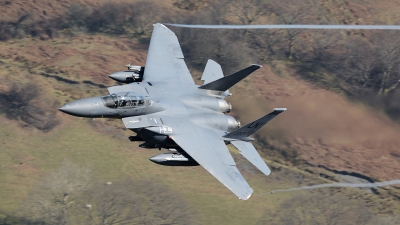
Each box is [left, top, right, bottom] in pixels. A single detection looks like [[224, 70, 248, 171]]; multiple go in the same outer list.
[[2, 0, 400, 108], [1, 0, 399, 188], [0, 83, 59, 132], [250, 66, 400, 181], [2, 0, 400, 223]]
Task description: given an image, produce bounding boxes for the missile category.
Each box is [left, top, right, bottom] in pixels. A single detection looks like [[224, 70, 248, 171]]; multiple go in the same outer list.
[[109, 65, 144, 83], [109, 71, 141, 83], [149, 153, 199, 166]]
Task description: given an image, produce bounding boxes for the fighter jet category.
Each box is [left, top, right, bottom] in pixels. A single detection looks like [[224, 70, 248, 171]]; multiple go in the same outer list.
[[59, 23, 286, 200]]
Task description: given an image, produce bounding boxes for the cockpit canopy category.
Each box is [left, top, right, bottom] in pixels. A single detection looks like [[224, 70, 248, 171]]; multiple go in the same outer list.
[[101, 92, 150, 109]]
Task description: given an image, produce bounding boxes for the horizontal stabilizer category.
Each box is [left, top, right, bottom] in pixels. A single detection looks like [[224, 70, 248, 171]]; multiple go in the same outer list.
[[223, 108, 286, 139], [231, 141, 271, 176], [199, 64, 261, 91]]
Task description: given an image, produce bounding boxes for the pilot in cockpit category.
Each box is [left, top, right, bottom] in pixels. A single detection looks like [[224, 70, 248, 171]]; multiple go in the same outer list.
[[101, 92, 149, 109]]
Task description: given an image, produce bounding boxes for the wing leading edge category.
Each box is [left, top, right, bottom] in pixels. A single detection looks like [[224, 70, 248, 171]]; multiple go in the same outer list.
[[143, 23, 194, 86]]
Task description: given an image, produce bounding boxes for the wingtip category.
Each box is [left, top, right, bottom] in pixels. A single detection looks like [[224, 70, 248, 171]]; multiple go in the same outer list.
[[240, 193, 252, 200], [273, 108, 287, 111], [154, 23, 167, 28], [251, 64, 262, 68]]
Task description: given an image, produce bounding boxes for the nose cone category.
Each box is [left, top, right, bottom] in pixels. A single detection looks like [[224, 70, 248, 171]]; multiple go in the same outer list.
[[59, 104, 70, 113], [59, 97, 103, 117]]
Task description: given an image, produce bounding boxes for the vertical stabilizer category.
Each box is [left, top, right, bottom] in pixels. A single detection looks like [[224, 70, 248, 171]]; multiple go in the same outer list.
[[199, 64, 261, 92], [201, 59, 224, 85], [231, 141, 271, 176]]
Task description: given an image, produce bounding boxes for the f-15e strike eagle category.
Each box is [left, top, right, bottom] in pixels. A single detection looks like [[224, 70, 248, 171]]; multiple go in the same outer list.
[[59, 23, 286, 200]]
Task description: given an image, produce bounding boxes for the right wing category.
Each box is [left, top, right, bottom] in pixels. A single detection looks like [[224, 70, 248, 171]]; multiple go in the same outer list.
[[170, 124, 253, 200], [122, 114, 253, 200], [143, 24, 195, 86]]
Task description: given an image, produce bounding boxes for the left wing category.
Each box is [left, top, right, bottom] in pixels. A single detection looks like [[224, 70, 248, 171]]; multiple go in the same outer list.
[[170, 124, 253, 200], [143, 24, 195, 86]]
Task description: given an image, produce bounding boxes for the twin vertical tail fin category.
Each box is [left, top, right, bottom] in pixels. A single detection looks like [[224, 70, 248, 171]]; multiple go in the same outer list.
[[227, 108, 286, 177], [231, 140, 271, 176], [200, 59, 230, 96], [199, 63, 262, 92], [200, 61, 285, 177], [223, 108, 287, 140], [201, 59, 224, 85]]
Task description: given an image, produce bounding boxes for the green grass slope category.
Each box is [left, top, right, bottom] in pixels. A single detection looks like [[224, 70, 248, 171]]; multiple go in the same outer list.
[[0, 110, 315, 224]]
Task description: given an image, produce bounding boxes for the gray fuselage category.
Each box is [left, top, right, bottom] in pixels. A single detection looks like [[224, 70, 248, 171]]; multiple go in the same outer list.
[[59, 82, 240, 148]]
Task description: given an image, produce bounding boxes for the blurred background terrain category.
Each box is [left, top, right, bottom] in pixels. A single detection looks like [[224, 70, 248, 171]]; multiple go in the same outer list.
[[1, 0, 400, 224]]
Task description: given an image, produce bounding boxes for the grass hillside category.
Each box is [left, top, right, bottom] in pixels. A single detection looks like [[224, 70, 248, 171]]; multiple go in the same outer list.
[[1, 0, 400, 224]]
